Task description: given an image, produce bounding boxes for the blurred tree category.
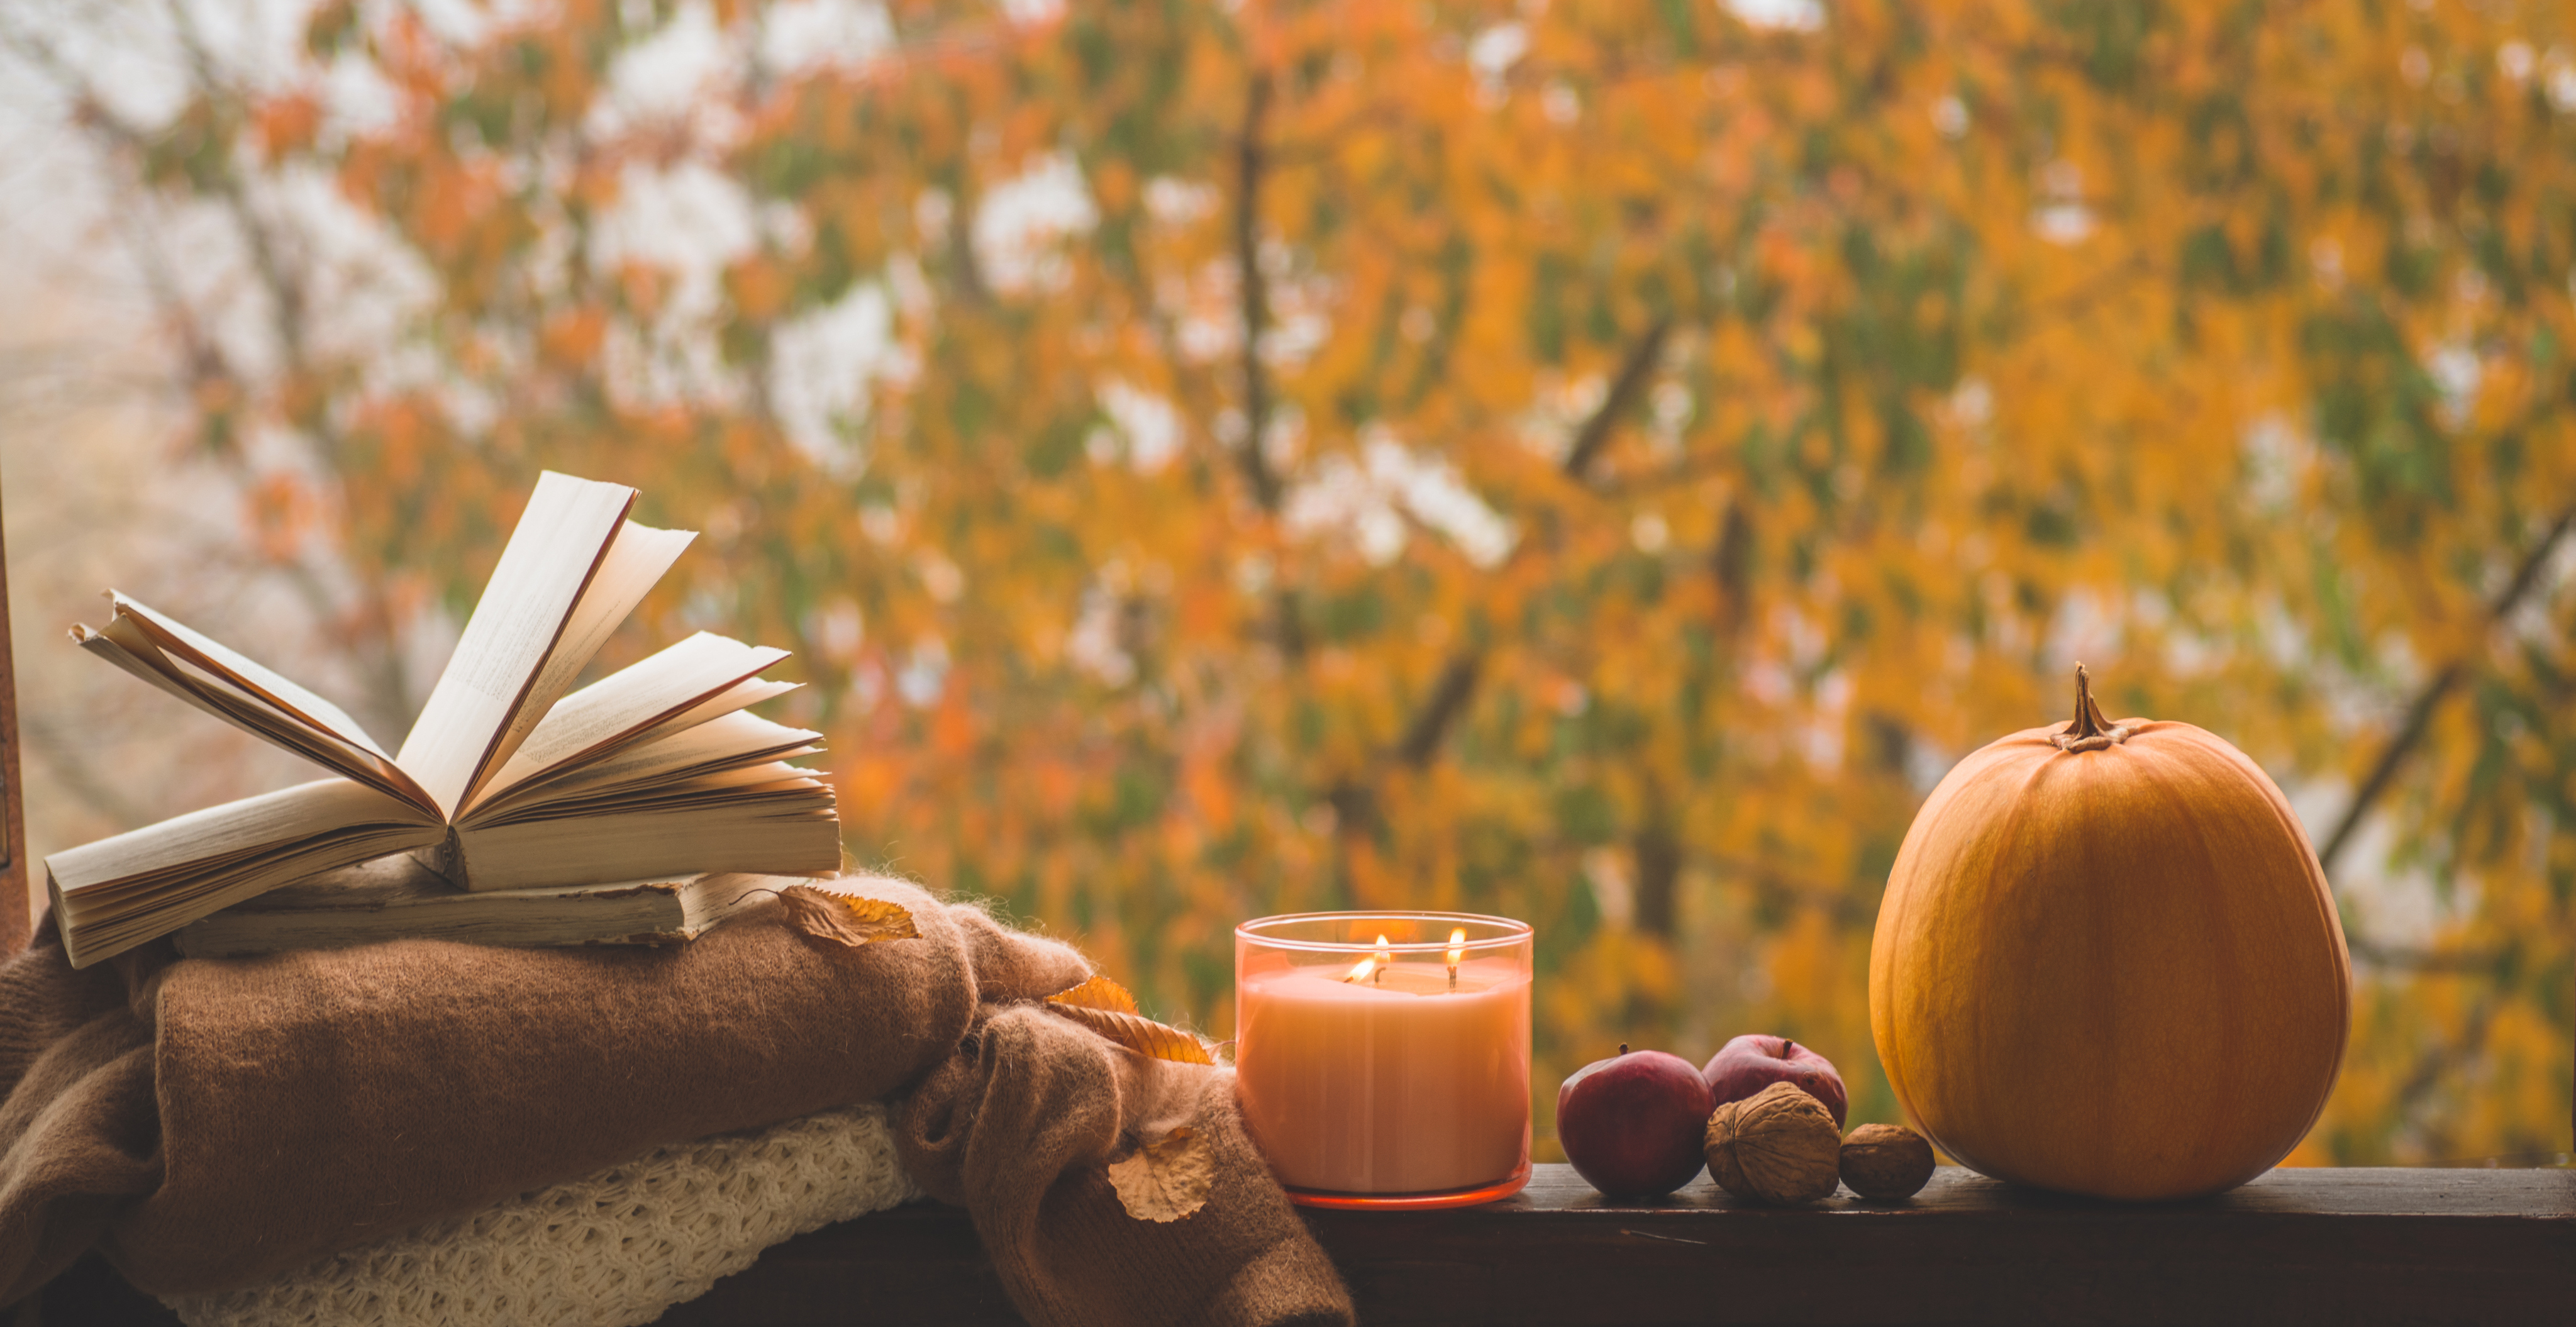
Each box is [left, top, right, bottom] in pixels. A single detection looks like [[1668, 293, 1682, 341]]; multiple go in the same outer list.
[[12, 0, 2572, 1162]]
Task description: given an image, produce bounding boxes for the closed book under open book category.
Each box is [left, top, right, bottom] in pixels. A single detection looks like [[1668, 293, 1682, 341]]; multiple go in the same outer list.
[[170, 856, 789, 958], [45, 472, 842, 967]]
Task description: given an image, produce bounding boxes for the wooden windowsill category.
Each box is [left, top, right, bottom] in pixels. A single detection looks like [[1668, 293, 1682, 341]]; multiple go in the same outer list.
[[40, 1164, 2576, 1325], [669, 1162, 2575, 1326]]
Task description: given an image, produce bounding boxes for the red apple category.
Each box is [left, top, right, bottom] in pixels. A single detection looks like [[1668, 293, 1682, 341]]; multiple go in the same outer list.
[[1555, 1044, 1715, 1197], [1702, 1035, 1847, 1128]]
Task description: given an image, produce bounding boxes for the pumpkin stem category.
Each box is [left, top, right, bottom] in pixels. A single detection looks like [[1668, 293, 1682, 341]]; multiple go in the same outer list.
[[2055, 664, 2129, 752], [2068, 664, 2106, 738]]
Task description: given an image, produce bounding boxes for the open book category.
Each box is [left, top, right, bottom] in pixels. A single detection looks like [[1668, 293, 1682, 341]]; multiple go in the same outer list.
[[45, 472, 842, 967]]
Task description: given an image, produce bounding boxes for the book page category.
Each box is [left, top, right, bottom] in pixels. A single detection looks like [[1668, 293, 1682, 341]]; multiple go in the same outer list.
[[475, 519, 695, 802], [75, 610, 436, 811], [108, 594, 392, 757], [395, 472, 636, 817], [466, 711, 819, 820], [443, 801, 841, 892], [51, 811, 450, 967], [465, 632, 789, 810], [486, 762, 824, 824], [609, 676, 799, 755], [47, 778, 443, 925]]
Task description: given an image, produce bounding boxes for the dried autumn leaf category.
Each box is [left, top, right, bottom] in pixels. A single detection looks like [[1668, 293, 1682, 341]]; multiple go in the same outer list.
[[1045, 973, 1141, 1015], [1045, 1003, 1216, 1065], [1107, 1126, 1213, 1223], [780, 885, 919, 948]]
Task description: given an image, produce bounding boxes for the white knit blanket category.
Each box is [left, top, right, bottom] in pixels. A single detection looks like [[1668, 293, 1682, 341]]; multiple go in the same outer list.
[[160, 1102, 922, 1327]]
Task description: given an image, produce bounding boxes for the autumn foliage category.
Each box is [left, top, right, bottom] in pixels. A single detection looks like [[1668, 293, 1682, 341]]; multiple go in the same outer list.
[[40, 0, 2576, 1162]]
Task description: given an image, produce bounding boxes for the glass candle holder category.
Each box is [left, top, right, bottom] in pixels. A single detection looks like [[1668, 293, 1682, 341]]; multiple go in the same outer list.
[[1234, 911, 1534, 1209]]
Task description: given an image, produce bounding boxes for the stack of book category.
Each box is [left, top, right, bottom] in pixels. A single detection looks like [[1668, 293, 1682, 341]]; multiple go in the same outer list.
[[166, 855, 783, 958], [45, 472, 843, 967]]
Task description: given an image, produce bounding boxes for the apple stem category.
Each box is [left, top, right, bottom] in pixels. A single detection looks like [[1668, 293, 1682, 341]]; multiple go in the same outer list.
[[1618, 1043, 1628, 1056]]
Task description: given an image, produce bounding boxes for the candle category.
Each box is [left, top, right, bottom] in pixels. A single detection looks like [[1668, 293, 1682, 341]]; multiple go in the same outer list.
[[1235, 913, 1533, 1206]]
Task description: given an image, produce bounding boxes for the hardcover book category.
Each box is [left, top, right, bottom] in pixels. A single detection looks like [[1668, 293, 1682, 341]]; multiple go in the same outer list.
[[45, 472, 841, 967], [170, 856, 787, 958]]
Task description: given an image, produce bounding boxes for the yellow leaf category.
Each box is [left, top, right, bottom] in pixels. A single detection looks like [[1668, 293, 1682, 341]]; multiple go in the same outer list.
[[1106, 1126, 1213, 1223], [1045, 1003, 1216, 1066], [780, 884, 919, 948], [1044, 973, 1141, 1015]]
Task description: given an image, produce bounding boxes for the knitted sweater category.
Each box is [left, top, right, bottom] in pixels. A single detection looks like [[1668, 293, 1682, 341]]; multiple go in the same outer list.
[[0, 877, 1352, 1327]]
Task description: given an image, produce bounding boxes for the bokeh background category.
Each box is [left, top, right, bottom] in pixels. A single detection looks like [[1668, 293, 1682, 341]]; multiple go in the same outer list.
[[1, 0, 2569, 1165]]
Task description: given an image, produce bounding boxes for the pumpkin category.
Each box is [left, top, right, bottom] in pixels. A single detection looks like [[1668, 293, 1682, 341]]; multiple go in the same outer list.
[[1868, 665, 2350, 1200]]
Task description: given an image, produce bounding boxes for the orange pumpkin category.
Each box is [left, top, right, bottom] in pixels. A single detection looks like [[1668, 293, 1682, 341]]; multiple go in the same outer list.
[[1868, 666, 2350, 1200]]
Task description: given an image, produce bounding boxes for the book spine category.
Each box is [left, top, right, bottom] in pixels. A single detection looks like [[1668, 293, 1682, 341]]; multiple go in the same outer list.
[[413, 831, 469, 889]]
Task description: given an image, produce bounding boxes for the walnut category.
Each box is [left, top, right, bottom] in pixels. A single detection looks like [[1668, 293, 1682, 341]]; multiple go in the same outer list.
[[1839, 1123, 1936, 1199], [1704, 1080, 1843, 1204]]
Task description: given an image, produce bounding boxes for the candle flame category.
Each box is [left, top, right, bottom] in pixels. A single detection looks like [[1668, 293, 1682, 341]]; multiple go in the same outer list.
[[1344, 935, 1394, 984], [1445, 928, 1468, 969]]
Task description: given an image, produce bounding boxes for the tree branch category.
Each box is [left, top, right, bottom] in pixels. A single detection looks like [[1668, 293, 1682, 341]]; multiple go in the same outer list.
[[1710, 496, 1753, 636], [1592, 449, 1733, 497], [1379, 318, 1674, 770], [2317, 502, 2576, 875], [1632, 787, 1682, 940], [1699, 850, 1875, 928], [2389, 997, 2495, 1157], [1224, 73, 1310, 659], [1561, 317, 1671, 482], [944, 176, 992, 307], [2344, 936, 2509, 974], [1233, 72, 1280, 513], [1392, 652, 1480, 769], [26, 11, 422, 736], [160, 0, 312, 373]]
